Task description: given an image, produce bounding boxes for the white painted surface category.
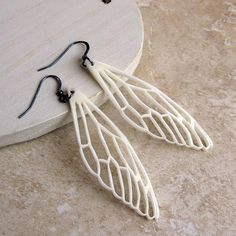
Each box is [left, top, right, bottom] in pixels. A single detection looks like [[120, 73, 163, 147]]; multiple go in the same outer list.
[[0, 0, 144, 147]]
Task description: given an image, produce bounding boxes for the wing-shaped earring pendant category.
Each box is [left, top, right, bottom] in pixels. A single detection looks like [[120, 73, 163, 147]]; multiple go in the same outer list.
[[36, 41, 212, 151], [70, 90, 159, 220], [85, 61, 213, 151], [18, 75, 159, 220]]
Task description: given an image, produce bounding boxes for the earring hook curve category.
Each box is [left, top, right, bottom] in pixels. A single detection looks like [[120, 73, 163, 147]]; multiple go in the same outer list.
[[18, 75, 74, 119], [37, 41, 94, 72]]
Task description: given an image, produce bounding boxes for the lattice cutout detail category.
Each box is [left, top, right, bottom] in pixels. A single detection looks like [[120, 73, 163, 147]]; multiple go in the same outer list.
[[86, 61, 213, 151], [70, 91, 159, 220]]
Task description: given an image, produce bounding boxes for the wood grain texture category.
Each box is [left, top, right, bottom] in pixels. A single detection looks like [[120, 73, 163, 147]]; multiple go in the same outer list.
[[0, 0, 144, 147]]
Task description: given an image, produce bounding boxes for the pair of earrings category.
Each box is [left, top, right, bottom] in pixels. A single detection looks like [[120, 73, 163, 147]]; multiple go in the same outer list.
[[19, 41, 213, 220]]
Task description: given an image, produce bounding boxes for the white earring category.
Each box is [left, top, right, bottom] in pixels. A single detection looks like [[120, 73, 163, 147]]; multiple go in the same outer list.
[[38, 41, 213, 151], [85, 60, 213, 151], [18, 75, 159, 220]]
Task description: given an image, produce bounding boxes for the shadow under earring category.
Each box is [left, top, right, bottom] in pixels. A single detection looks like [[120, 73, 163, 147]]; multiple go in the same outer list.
[[18, 75, 159, 220], [37, 41, 213, 151]]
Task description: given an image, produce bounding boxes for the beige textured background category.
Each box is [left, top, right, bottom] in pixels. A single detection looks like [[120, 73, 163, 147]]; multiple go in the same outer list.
[[1, 0, 236, 235]]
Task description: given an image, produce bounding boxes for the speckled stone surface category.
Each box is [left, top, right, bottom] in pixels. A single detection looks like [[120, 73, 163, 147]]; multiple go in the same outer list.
[[1, 0, 236, 235]]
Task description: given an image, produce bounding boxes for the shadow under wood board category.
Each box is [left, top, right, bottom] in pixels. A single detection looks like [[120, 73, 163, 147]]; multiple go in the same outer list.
[[0, 0, 144, 148]]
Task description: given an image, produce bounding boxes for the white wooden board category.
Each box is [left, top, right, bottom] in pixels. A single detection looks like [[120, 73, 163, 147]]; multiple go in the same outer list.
[[0, 0, 143, 148]]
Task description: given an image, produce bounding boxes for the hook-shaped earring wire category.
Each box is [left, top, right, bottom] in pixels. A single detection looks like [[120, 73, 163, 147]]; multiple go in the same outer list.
[[37, 41, 94, 72], [18, 75, 74, 119]]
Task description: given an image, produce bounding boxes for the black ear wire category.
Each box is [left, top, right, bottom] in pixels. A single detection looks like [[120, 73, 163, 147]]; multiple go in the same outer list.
[[18, 75, 74, 119], [37, 41, 94, 72]]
